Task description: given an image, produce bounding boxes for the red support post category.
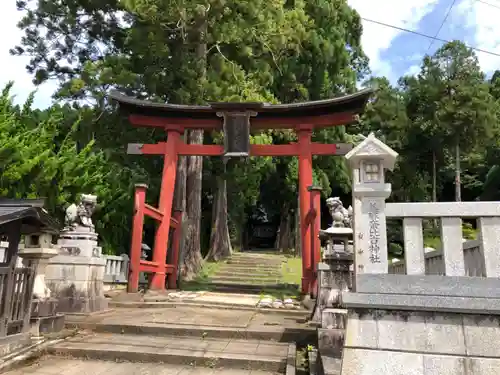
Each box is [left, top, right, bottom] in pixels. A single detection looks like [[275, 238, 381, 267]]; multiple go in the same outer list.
[[128, 184, 147, 293], [298, 128, 313, 295], [150, 130, 181, 290], [168, 210, 183, 289], [308, 186, 322, 297]]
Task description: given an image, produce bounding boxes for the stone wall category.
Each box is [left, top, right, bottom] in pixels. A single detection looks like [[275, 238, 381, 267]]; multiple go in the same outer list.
[[389, 239, 484, 276], [343, 309, 500, 375]]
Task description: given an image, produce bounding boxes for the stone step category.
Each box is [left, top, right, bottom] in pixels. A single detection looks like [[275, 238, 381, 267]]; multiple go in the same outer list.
[[227, 258, 285, 267], [228, 255, 285, 261], [219, 264, 282, 272], [48, 332, 291, 372], [230, 255, 286, 262], [217, 270, 282, 276], [207, 283, 299, 296], [209, 280, 294, 288], [107, 300, 310, 318], [10, 357, 284, 375], [74, 321, 314, 342], [215, 270, 282, 278], [209, 275, 282, 284]]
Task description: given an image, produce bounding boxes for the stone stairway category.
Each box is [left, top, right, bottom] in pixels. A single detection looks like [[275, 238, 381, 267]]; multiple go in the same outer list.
[[209, 252, 290, 293], [48, 333, 290, 372], [3, 304, 314, 375], [206, 252, 292, 293]]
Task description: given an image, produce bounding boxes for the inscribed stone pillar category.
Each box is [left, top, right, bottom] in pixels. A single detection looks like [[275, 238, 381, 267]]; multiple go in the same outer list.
[[344, 133, 398, 281]]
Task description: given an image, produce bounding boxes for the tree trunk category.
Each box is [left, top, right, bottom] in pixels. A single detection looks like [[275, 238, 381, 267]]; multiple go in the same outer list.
[[182, 130, 204, 280], [179, 8, 207, 280], [275, 202, 291, 252], [173, 137, 187, 278], [295, 194, 301, 257], [455, 141, 461, 202], [205, 174, 232, 261]]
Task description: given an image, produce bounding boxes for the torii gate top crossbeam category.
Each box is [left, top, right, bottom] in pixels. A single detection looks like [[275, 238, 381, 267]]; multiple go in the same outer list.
[[109, 89, 373, 131]]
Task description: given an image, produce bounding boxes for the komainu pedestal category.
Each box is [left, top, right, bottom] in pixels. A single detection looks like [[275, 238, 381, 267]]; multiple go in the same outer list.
[[46, 194, 108, 314]]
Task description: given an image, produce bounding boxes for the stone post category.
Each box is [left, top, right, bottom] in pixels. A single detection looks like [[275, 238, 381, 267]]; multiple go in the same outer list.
[[18, 233, 65, 337], [313, 233, 354, 359], [344, 132, 398, 284]]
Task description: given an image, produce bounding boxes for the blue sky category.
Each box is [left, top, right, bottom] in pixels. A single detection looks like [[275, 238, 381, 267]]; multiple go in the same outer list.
[[1, 0, 499, 109]]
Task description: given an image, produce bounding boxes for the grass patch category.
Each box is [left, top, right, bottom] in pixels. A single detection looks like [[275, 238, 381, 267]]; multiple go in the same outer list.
[[257, 283, 301, 300], [281, 256, 302, 285], [179, 260, 223, 291]]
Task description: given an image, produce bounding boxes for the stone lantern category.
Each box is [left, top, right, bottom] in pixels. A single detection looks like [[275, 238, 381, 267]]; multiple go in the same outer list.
[[345, 133, 398, 276], [19, 232, 64, 337]]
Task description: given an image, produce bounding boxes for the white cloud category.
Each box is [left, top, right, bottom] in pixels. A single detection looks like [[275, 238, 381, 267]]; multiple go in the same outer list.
[[0, 2, 57, 109], [348, 0, 440, 78], [404, 64, 421, 77], [455, 0, 500, 74]]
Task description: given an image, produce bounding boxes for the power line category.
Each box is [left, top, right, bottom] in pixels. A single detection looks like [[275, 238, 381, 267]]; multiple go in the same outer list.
[[427, 0, 458, 52], [476, 0, 500, 10], [361, 17, 500, 58]]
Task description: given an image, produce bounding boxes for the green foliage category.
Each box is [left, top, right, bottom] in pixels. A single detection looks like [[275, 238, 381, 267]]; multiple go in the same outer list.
[[360, 41, 498, 205], [0, 84, 142, 254]]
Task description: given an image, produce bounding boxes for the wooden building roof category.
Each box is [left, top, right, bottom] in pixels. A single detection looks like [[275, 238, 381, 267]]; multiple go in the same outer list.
[[0, 199, 60, 235]]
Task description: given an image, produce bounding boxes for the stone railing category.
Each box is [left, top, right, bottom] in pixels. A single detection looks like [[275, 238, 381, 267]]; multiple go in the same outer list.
[[346, 201, 500, 313], [389, 239, 484, 276], [103, 254, 129, 284], [102, 254, 148, 285]]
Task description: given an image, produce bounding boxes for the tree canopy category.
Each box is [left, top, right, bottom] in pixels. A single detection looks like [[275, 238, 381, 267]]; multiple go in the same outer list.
[[6, 0, 500, 270]]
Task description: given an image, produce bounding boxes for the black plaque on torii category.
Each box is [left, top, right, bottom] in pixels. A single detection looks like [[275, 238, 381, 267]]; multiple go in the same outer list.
[[211, 102, 263, 158]]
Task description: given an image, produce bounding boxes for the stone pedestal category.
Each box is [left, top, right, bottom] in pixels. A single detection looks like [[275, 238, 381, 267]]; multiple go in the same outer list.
[[45, 226, 107, 314], [30, 299, 65, 338], [313, 252, 352, 358], [57, 227, 101, 257], [310, 238, 353, 375]]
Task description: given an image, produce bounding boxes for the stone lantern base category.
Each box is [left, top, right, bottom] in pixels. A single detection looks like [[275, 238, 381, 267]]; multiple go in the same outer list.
[[30, 300, 65, 338], [18, 245, 66, 338]]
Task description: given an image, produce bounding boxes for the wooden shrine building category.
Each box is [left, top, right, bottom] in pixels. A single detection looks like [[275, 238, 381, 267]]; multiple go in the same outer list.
[[110, 89, 373, 295]]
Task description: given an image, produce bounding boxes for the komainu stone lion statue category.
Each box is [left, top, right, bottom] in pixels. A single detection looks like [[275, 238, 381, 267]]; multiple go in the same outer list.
[[326, 197, 353, 228], [65, 194, 98, 230]]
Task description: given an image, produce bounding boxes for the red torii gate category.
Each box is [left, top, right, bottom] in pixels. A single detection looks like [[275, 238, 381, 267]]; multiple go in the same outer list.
[[110, 90, 372, 295]]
